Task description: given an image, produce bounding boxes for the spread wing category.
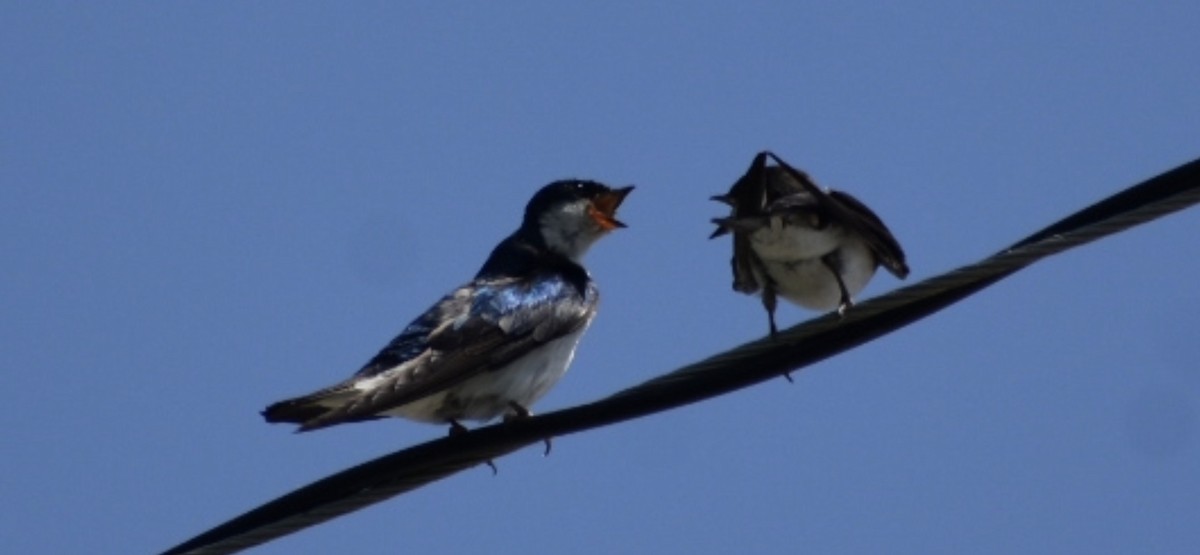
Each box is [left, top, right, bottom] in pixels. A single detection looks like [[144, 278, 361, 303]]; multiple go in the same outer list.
[[263, 274, 598, 431]]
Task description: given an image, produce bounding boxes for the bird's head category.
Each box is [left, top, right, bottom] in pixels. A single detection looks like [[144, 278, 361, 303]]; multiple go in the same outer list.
[[522, 180, 634, 262]]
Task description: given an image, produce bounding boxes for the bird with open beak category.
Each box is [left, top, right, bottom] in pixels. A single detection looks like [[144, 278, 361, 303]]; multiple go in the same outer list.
[[263, 180, 632, 463]]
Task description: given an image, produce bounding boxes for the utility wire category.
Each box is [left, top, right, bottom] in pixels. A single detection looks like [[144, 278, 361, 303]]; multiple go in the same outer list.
[[158, 156, 1200, 555]]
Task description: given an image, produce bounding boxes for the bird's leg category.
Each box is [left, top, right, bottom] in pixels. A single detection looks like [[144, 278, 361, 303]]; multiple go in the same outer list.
[[759, 282, 794, 383], [821, 252, 854, 316], [448, 419, 498, 475], [762, 281, 780, 337], [506, 401, 553, 456]]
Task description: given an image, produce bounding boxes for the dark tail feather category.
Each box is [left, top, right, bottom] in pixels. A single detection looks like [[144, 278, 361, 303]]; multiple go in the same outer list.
[[262, 392, 385, 432], [261, 398, 330, 426]]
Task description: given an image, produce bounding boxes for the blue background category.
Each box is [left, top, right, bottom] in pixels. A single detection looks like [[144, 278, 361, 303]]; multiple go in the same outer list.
[[3, 3, 1198, 554]]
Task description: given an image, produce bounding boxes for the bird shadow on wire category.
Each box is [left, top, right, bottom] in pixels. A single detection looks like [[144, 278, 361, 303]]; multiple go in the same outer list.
[[158, 156, 1200, 555]]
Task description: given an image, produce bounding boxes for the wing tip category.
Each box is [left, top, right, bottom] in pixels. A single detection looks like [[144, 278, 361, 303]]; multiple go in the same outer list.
[[261, 398, 327, 427]]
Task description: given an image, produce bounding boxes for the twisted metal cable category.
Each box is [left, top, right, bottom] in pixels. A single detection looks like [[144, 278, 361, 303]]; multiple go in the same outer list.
[[159, 157, 1200, 555]]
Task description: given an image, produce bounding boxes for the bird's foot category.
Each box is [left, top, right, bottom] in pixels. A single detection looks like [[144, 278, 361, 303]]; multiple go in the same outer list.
[[764, 308, 792, 383], [448, 420, 498, 475], [504, 402, 553, 456], [836, 298, 855, 318], [766, 317, 794, 383]]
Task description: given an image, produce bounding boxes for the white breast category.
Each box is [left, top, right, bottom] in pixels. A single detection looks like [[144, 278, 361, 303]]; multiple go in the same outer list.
[[748, 217, 845, 261]]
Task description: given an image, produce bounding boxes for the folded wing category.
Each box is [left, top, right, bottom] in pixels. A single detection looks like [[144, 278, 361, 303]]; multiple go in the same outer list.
[[262, 275, 597, 431]]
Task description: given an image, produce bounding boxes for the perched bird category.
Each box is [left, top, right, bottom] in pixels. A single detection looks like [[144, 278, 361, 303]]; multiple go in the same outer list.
[[711, 151, 908, 336], [263, 181, 633, 442]]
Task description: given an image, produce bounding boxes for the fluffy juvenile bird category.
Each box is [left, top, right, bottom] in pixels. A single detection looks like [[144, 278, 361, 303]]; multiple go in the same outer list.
[[711, 152, 908, 335], [263, 181, 633, 436]]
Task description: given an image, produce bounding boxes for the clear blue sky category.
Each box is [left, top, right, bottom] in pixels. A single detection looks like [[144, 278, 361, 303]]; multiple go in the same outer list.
[[3, 3, 1198, 554]]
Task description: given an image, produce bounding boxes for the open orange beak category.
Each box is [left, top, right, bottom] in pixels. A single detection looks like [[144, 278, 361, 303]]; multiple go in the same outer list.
[[587, 185, 634, 231]]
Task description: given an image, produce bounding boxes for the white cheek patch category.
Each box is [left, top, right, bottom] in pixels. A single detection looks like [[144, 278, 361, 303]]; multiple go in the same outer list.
[[539, 199, 602, 261]]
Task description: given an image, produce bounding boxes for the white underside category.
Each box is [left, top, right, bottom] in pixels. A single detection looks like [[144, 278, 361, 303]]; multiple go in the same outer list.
[[377, 324, 591, 423], [748, 217, 843, 261], [757, 238, 878, 310]]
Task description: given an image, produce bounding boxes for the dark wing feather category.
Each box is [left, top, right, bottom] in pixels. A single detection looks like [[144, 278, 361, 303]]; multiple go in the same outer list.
[[710, 152, 770, 239], [260, 289, 466, 426], [711, 152, 772, 292], [761, 151, 909, 279], [730, 233, 761, 294], [708, 151, 910, 296], [294, 275, 598, 430], [354, 287, 471, 379], [827, 190, 910, 278]]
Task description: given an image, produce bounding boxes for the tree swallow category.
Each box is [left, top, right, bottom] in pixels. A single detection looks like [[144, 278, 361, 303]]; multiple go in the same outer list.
[[711, 151, 908, 335], [263, 181, 633, 445]]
